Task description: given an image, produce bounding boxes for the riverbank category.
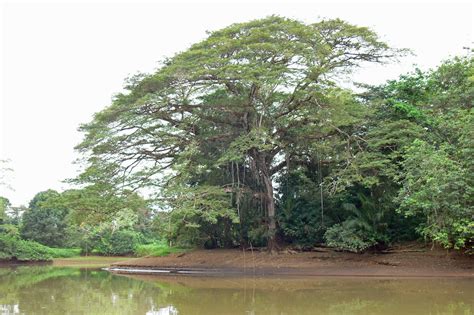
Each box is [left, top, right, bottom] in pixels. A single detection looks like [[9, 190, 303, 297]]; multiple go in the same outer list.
[[110, 245, 474, 277], [53, 256, 131, 268], [1, 256, 130, 268]]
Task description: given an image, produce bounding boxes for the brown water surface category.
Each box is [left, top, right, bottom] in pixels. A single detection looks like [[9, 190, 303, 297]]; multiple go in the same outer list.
[[0, 265, 472, 314]]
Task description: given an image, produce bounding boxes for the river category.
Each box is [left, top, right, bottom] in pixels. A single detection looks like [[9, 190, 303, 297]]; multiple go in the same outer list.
[[0, 265, 472, 314]]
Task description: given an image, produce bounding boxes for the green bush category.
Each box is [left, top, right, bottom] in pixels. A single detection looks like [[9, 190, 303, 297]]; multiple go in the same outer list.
[[246, 225, 268, 248], [47, 247, 81, 258], [0, 251, 12, 260], [324, 223, 377, 253], [278, 205, 324, 248], [94, 230, 142, 256], [0, 235, 53, 261], [0, 224, 20, 237], [0, 234, 14, 260], [277, 172, 326, 248], [0, 234, 81, 261], [14, 239, 54, 261]]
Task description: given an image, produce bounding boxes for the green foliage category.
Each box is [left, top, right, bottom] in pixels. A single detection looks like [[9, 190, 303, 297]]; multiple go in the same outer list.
[[12, 239, 54, 261], [164, 185, 238, 247], [46, 186, 155, 255], [0, 235, 52, 261], [323, 193, 391, 252], [246, 225, 269, 248], [397, 139, 473, 249], [58, 185, 150, 227], [0, 232, 81, 261], [376, 56, 474, 250], [277, 171, 325, 248], [134, 242, 185, 257], [75, 16, 396, 250], [1, 197, 68, 261], [20, 190, 70, 247], [0, 196, 10, 224], [330, 119, 425, 192], [47, 247, 81, 258], [369, 56, 473, 113], [68, 207, 148, 256], [392, 101, 428, 122], [341, 194, 390, 246], [324, 222, 377, 253], [93, 229, 143, 256], [428, 56, 474, 111], [326, 55, 474, 251], [0, 223, 19, 237]]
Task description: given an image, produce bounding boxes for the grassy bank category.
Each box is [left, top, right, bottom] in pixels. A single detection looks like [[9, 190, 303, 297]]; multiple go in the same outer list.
[[134, 243, 186, 257], [53, 256, 130, 268], [1, 233, 186, 263], [0, 235, 82, 262]]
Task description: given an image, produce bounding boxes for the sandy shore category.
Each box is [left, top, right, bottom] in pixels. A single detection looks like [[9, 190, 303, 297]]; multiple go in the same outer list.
[[110, 246, 474, 277]]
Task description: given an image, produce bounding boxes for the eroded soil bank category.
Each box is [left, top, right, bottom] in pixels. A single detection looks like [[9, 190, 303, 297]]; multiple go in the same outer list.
[[111, 245, 474, 277]]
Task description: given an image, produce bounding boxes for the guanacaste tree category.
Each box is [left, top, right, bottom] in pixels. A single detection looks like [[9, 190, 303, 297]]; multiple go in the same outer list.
[[77, 16, 400, 250]]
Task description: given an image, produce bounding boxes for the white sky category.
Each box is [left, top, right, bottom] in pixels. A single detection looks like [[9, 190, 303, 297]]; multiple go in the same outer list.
[[1, 0, 473, 206]]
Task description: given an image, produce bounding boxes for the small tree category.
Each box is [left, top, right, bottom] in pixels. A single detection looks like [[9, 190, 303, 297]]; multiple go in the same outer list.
[[20, 190, 69, 247], [398, 138, 473, 249]]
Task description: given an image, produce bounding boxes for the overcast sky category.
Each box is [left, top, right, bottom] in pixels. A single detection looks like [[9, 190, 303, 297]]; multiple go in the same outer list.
[[1, 0, 472, 206]]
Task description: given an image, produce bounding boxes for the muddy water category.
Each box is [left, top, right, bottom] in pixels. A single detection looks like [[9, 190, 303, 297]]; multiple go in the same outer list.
[[0, 266, 472, 314]]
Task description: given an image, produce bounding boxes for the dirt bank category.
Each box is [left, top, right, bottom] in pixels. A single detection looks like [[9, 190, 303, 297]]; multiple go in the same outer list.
[[111, 245, 474, 277]]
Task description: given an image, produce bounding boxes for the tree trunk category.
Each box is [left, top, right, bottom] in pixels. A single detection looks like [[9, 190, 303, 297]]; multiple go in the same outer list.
[[262, 170, 277, 252], [252, 148, 278, 252]]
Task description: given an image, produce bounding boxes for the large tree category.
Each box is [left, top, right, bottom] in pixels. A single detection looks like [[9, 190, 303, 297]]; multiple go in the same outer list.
[[77, 16, 399, 250]]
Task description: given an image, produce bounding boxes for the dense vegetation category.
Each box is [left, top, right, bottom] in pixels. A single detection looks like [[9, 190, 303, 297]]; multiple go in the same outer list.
[[0, 17, 472, 260], [0, 188, 168, 260]]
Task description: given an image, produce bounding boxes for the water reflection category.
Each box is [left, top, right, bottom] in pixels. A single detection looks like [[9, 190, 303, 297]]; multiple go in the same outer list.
[[0, 266, 472, 315], [146, 306, 178, 315]]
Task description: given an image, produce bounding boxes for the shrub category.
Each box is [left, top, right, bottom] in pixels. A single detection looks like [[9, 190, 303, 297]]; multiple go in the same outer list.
[[0, 234, 80, 261], [14, 239, 53, 261], [0, 235, 52, 261], [324, 223, 377, 253], [277, 172, 326, 248], [278, 207, 324, 248], [0, 234, 15, 260], [94, 230, 142, 256], [0, 224, 20, 237]]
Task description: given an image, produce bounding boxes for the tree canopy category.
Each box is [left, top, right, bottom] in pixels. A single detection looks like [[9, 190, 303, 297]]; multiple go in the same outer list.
[[20, 190, 69, 247], [76, 16, 400, 250]]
